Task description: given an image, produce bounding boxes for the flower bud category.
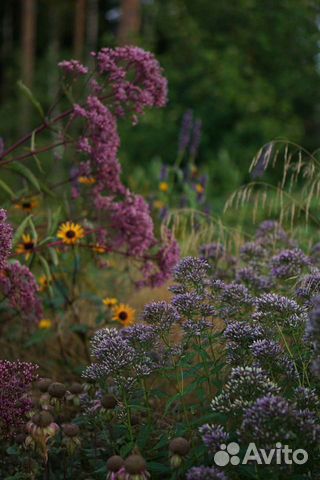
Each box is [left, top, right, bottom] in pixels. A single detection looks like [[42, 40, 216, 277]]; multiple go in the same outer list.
[[37, 378, 52, 393], [107, 455, 124, 472], [69, 383, 83, 395], [124, 455, 147, 475], [63, 423, 80, 438], [101, 394, 117, 409], [48, 382, 66, 399]]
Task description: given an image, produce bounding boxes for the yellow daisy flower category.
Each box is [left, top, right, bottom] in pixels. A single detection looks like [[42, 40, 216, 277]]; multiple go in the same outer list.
[[159, 182, 169, 193], [112, 304, 135, 327], [195, 183, 205, 194], [15, 197, 39, 213], [92, 244, 106, 254], [16, 234, 36, 260], [78, 176, 96, 185], [38, 319, 53, 329], [153, 200, 165, 210], [103, 297, 118, 308], [57, 222, 85, 245], [38, 275, 52, 292]]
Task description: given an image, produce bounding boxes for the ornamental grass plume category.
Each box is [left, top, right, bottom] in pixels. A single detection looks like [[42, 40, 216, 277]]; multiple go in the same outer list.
[[0, 360, 38, 436]]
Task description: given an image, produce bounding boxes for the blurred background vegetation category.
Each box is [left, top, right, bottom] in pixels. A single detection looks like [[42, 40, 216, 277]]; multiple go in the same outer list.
[[1, 0, 320, 206]]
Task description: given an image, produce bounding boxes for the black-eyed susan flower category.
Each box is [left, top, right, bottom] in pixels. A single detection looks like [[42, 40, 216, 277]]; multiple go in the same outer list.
[[92, 244, 106, 254], [16, 234, 36, 259], [112, 304, 135, 327], [153, 200, 165, 210], [78, 176, 96, 185], [57, 222, 85, 245], [38, 319, 53, 330], [195, 183, 205, 194], [15, 197, 39, 213], [159, 181, 169, 193], [38, 275, 52, 292], [103, 297, 118, 308]]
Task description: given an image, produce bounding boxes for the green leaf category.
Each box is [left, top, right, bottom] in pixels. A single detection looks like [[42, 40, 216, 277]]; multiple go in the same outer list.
[[13, 214, 33, 246], [9, 162, 41, 192], [17, 80, 45, 120], [24, 329, 54, 348], [38, 254, 51, 279], [48, 247, 59, 266], [0, 179, 15, 200]]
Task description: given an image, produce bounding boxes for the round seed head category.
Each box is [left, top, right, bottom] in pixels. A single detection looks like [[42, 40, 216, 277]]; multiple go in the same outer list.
[[63, 423, 80, 437], [69, 383, 83, 395], [169, 437, 190, 456], [107, 455, 124, 472], [37, 378, 52, 393], [124, 455, 146, 475], [101, 394, 117, 409], [48, 382, 66, 398]]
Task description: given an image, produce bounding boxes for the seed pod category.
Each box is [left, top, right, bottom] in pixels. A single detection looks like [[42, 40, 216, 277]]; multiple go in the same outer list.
[[69, 383, 83, 395], [37, 378, 52, 393], [107, 455, 124, 472], [48, 382, 66, 399], [34, 411, 54, 428], [169, 437, 190, 456], [63, 423, 80, 438], [15, 433, 26, 444], [101, 394, 117, 409], [124, 455, 146, 475]]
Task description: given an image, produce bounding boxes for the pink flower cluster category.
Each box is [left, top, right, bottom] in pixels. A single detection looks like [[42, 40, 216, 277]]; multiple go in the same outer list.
[[0, 209, 13, 270], [68, 47, 179, 286], [0, 208, 42, 323], [58, 59, 88, 76], [93, 46, 168, 118], [0, 360, 38, 436], [0, 262, 43, 323]]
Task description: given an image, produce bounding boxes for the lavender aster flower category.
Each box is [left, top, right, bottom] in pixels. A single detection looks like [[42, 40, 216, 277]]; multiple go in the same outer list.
[[186, 466, 228, 480], [211, 366, 279, 415], [200, 242, 225, 261], [294, 387, 320, 411], [250, 339, 297, 379], [199, 424, 229, 453], [142, 301, 180, 331], [173, 256, 210, 292], [270, 248, 311, 279], [240, 242, 267, 264], [296, 271, 320, 300], [239, 395, 320, 450], [224, 321, 265, 364], [172, 292, 203, 316], [253, 293, 307, 328], [235, 267, 272, 292], [306, 295, 320, 376]]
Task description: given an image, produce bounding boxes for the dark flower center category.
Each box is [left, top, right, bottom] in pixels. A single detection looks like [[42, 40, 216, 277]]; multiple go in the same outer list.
[[66, 230, 76, 239], [24, 242, 34, 250], [119, 311, 128, 321], [22, 202, 31, 209]]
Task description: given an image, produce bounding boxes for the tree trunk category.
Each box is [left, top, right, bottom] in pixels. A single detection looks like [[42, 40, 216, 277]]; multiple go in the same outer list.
[[118, 0, 141, 45], [73, 0, 87, 60], [21, 0, 37, 132], [87, 0, 99, 53]]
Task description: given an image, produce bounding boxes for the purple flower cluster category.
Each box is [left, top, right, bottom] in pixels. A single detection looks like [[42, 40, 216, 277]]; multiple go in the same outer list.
[[270, 248, 311, 279], [186, 466, 228, 480], [84, 327, 160, 389], [0, 209, 12, 270], [93, 46, 167, 117], [173, 256, 210, 292], [0, 360, 38, 436], [0, 262, 43, 323], [211, 366, 279, 415], [142, 301, 180, 331], [253, 293, 307, 328], [306, 295, 320, 376], [239, 395, 320, 450], [58, 59, 88, 75], [199, 424, 229, 453]]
